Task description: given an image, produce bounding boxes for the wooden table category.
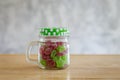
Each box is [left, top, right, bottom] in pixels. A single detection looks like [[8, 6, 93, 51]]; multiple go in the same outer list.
[[0, 54, 120, 80]]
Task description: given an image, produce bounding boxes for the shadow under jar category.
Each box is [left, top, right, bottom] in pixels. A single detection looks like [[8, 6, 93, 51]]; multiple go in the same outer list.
[[26, 27, 70, 70]]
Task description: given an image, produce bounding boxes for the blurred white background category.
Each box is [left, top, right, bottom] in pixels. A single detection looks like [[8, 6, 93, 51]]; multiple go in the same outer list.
[[0, 0, 120, 54]]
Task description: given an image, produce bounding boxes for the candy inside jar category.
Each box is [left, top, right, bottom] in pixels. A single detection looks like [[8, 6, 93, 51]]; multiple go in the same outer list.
[[40, 40, 69, 69]]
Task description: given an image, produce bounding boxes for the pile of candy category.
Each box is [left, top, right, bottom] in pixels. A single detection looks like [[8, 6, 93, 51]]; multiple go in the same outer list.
[[40, 40, 68, 69]]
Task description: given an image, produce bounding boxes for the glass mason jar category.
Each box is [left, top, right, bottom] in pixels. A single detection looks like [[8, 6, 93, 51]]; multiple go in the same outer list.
[[26, 27, 70, 69]]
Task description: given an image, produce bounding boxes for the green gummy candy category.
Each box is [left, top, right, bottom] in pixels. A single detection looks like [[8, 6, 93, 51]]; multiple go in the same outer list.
[[40, 59, 46, 66], [53, 56, 60, 61], [54, 55, 67, 68], [56, 60, 64, 68], [61, 55, 67, 61], [50, 50, 57, 58], [56, 45, 65, 52]]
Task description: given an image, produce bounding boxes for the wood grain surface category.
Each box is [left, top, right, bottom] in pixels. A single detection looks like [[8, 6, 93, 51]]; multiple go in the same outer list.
[[0, 54, 120, 80]]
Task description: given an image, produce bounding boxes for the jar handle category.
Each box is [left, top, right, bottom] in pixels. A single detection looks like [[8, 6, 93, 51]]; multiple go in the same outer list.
[[26, 41, 41, 65]]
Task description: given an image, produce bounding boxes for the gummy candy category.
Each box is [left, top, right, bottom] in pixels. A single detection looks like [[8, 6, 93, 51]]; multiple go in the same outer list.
[[40, 40, 68, 69], [56, 45, 66, 53], [55, 55, 67, 68], [40, 59, 46, 66], [50, 50, 57, 58], [46, 59, 56, 68]]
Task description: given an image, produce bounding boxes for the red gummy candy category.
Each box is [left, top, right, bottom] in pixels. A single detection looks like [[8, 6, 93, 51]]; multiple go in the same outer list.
[[57, 53, 64, 56], [47, 59, 56, 67], [56, 42, 64, 46], [45, 40, 53, 46], [42, 54, 51, 60], [44, 47, 53, 55], [40, 46, 45, 54], [49, 44, 57, 50]]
